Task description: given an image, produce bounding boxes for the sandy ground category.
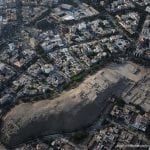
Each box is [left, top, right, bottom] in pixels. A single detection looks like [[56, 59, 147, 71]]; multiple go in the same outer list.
[[1, 62, 148, 147]]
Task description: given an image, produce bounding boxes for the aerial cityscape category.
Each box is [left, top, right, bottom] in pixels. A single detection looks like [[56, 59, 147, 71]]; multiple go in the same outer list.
[[0, 0, 150, 149]]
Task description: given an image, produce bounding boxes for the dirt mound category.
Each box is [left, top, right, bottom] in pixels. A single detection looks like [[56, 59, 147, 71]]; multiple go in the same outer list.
[[0, 68, 130, 147]]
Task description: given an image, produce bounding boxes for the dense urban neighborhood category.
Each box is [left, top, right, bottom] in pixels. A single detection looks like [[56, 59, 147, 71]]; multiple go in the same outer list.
[[0, 0, 150, 149]]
